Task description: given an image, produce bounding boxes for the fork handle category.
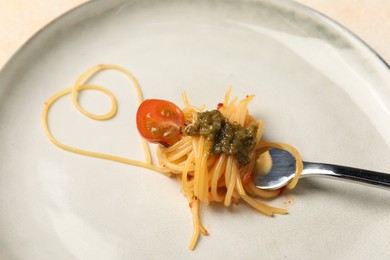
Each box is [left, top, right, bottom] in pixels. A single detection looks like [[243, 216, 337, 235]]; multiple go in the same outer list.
[[302, 162, 390, 189]]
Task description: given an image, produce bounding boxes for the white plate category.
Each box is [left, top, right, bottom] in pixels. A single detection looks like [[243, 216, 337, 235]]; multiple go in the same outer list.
[[1, 0, 390, 259]]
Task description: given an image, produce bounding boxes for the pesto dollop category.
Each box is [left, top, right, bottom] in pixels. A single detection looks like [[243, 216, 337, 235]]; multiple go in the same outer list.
[[185, 110, 258, 166]]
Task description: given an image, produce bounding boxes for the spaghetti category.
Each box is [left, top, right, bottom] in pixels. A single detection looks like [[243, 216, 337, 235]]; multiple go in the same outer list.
[[42, 64, 303, 250]]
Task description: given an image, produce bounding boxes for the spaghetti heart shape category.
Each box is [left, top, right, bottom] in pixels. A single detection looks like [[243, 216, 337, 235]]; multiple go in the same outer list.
[[42, 64, 170, 176]]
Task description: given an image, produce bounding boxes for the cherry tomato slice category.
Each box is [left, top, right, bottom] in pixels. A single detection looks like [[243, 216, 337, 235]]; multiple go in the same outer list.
[[136, 99, 185, 147]]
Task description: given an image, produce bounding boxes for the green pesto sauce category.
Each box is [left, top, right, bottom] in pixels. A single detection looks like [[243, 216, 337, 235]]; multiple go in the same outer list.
[[185, 110, 258, 166]]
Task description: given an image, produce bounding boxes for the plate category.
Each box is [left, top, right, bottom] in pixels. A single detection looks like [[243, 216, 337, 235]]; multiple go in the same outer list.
[[1, 0, 390, 259]]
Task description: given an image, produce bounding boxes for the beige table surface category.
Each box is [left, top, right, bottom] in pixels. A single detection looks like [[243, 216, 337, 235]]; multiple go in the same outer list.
[[0, 0, 390, 69]]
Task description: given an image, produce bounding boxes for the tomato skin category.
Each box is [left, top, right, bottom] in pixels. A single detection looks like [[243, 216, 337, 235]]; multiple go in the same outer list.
[[136, 99, 185, 146]]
